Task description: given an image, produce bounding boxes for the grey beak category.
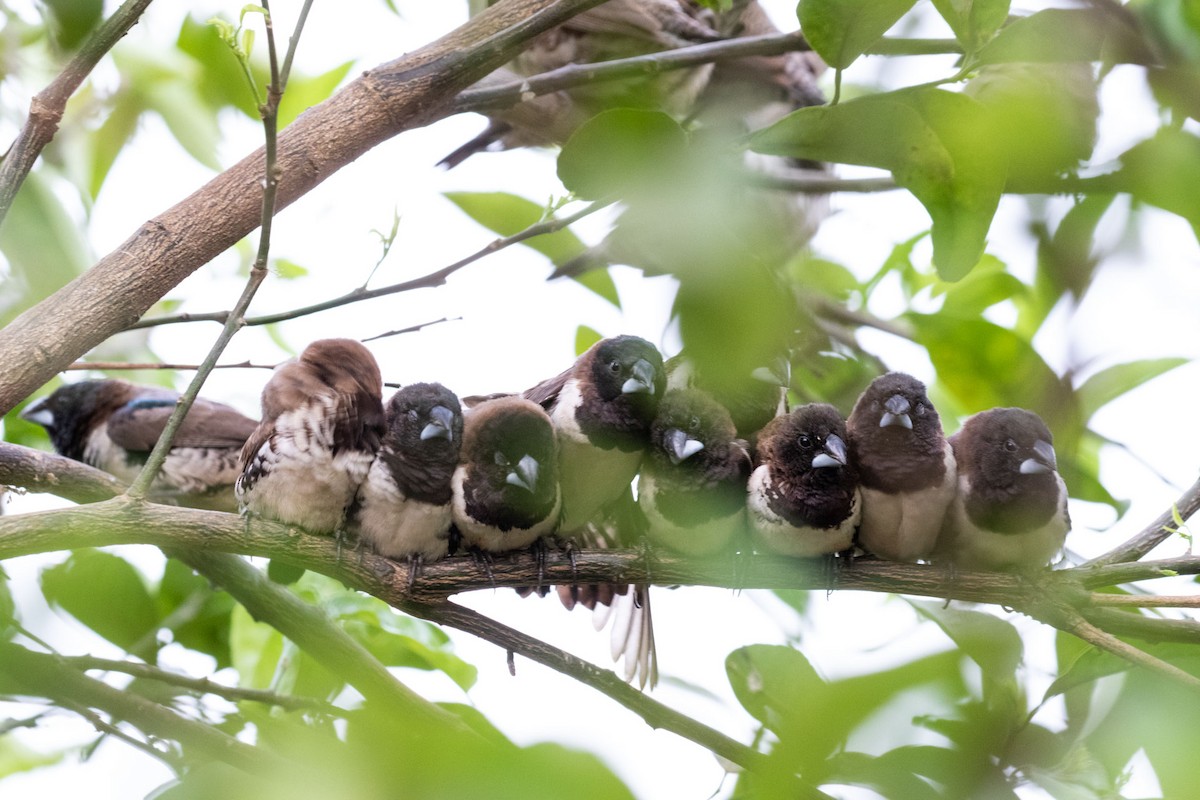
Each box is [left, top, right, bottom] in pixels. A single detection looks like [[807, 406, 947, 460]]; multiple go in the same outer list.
[[879, 394, 912, 430], [1021, 439, 1057, 474], [665, 428, 705, 465], [622, 358, 657, 395], [420, 405, 455, 441], [19, 398, 54, 428], [505, 454, 540, 493], [812, 433, 847, 469]]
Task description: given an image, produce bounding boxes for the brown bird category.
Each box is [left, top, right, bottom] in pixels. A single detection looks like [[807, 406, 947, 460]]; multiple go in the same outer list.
[[236, 339, 386, 534], [20, 378, 257, 511], [938, 407, 1070, 572], [846, 372, 956, 563]]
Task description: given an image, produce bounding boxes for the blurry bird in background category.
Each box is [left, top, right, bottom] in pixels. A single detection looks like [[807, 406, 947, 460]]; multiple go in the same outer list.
[[20, 378, 258, 512], [237, 339, 386, 535]]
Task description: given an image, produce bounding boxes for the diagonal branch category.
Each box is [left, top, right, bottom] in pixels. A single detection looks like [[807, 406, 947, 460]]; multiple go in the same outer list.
[[1084, 474, 1200, 567], [0, 0, 610, 416], [0, 0, 155, 229]]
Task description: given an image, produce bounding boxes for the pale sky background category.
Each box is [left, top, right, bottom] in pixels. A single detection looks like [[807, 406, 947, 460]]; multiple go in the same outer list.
[[2, 1, 1199, 798]]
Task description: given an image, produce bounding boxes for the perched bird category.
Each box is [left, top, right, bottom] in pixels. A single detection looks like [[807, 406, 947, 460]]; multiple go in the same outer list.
[[938, 408, 1070, 572], [452, 396, 561, 554], [665, 351, 789, 445], [846, 372, 956, 563], [236, 339, 386, 534], [524, 334, 665, 533], [352, 383, 463, 567], [638, 388, 751, 556], [747, 403, 860, 558], [19, 378, 257, 511]]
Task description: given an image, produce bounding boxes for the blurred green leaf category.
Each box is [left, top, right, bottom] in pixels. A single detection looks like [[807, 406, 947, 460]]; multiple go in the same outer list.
[[978, 8, 1152, 64], [557, 109, 688, 200], [1119, 128, 1200, 237], [272, 259, 309, 280], [0, 566, 14, 640], [41, 0, 102, 50], [908, 600, 1022, 684], [41, 550, 159, 658], [158, 558, 235, 669], [1034, 193, 1116, 304], [573, 268, 621, 309], [88, 91, 142, 199], [825, 750, 941, 799], [726, 644, 825, 745], [936, 254, 1028, 317], [797, 0, 919, 69], [575, 325, 603, 356], [1077, 358, 1187, 421], [0, 736, 64, 780], [177, 15, 260, 117], [142, 79, 222, 170], [930, 0, 1009, 54], [278, 61, 354, 128], [230, 604, 284, 691]]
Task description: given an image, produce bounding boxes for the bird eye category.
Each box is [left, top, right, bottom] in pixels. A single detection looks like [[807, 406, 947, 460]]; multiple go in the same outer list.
[[798, 434, 813, 448], [494, 451, 509, 467], [407, 409, 419, 421], [1004, 439, 1017, 452], [915, 403, 926, 416], [609, 360, 621, 374], [690, 416, 700, 431]]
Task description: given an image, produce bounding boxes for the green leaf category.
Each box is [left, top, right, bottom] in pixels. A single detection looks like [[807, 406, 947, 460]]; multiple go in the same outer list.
[[272, 258, 310, 280], [41, 550, 160, 657], [797, 0, 919, 69], [1077, 358, 1187, 422], [572, 268, 621, 308], [575, 325, 603, 356], [908, 600, 1023, 684], [157, 558, 235, 669], [41, 0, 103, 50], [142, 79, 223, 170], [557, 109, 688, 200], [444, 191, 590, 271], [825, 751, 942, 799], [0, 566, 14, 640], [0, 737, 64, 780], [88, 90, 142, 199], [229, 604, 284, 691], [936, 254, 1028, 317], [752, 89, 1003, 279], [726, 644, 824, 744], [930, 0, 1010, 53], [978, 8, 1152, 65], [1118, 128, 1200, 238]]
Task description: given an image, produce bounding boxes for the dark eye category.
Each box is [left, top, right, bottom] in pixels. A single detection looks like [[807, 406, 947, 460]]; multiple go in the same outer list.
[[915, 403, 926, 416], [690, 416, 700, 431], [494, 451, 509, 467], [1004, 439, 1017, 452], [407, 409, 419, 421], [798, 434, 814, 449], [609, 360, 621, 374]]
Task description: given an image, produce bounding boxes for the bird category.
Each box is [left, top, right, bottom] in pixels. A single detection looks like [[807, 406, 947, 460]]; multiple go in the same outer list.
[[747, 403, 860, 558], [665, 350, 789, 445], [937, 407, 1070, 572], [638, 388, 751, 556], [19, 378, 257, 511], [451, 395, 561, 554], [524, 334, 665, 533], [236, 339, 386, 534], [351, 383, 463, 570], [846, 372, 956, 563]]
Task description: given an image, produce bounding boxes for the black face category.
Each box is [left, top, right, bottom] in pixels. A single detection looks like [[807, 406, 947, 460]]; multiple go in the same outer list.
[[768, 404, 855, 483], [649, 389, 736, 473], [847, 372, 948, 492], [387, 383, 463, 451], [21, 380, 132, 460], [465, 407, 559, 531], [589, 335, 665, 404], [849, 372, 939, 438]]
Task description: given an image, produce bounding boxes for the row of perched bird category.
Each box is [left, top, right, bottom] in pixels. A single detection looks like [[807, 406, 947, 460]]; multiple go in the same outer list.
[[20, 335, 1070, 575]]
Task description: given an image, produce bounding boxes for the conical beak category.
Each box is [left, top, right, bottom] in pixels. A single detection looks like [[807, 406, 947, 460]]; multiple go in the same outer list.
[[812, 433, 847, 469], [665, 428, 705, 465], [420, 405, 455, 441], [505, 454, 540, 493], [1021, 439, 1057, 474], [622, 358, 657, 395], [879, 394, 912, 430], [19, 398, 54, 428]]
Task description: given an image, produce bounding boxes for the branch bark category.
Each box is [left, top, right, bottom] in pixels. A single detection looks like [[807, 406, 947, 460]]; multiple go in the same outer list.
[[0, 0, 609, 416]]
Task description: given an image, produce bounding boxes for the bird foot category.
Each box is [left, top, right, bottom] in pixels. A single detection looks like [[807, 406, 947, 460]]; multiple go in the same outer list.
[[470, 547, 496, 588], [406, 554, 425, 593]]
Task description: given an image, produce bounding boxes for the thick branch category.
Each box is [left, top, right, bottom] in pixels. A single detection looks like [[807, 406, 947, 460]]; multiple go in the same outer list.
[[0, 0, 609, 416], [0, 641, 277, 774], [0, 441, 127, 504], [0, 0, 155, 229]]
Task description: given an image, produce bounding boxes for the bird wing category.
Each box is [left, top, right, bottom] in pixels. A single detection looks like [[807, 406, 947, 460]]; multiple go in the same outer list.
[[107, 395, 257, 452], [522, 365, 573, 412]]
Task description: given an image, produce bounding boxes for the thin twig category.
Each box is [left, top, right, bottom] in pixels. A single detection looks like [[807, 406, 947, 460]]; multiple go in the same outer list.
[[66, 655, 343, 714], [1058, 609, 1200, 691], [126, 200, 613, 331], [0, 0, 154, 228], [1090, 594, 1200, 608], [1081, 607, 1200, 645], [63, 699, 185, 774], [1085, 475, 1200, 567]]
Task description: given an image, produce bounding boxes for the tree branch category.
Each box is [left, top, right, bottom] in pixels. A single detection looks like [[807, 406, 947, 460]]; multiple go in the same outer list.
[[0, 0, 155, 229], [126, 200, 611, 331], [0, 441, 127, 504], [66, 655, 341, 714], [1085, 474, 1200, 567], [0, 0, 610, 416], [0, 641, 278, 775]]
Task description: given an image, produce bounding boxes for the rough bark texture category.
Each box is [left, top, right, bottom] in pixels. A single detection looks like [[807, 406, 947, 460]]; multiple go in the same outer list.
[[0, 0, 608, 416]]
